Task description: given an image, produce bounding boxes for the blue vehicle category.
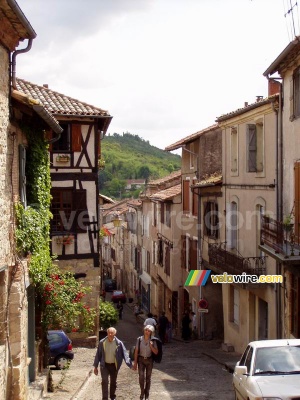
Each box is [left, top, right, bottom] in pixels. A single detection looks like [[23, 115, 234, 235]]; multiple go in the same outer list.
[[47, 330, 74, 369]]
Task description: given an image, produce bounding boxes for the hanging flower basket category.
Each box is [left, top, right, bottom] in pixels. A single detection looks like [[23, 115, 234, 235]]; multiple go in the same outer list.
[[56, 235, 74, 245], [100, 226, 111, 239], [98, 158, 105, 170]]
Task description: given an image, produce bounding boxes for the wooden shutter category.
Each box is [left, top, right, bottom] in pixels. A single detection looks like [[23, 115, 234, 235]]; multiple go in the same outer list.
[[160, 202, 165, 224], [181, 235, 186, 269], [190, 239, 197, 270], [165, 245, 170, 276], [290, 74, 295, 121], [72, 124, 81, 152], [73, 189, 88, 232], [183, 180, 190, 212], [247, 124, 257, 172], [192, 181, 198, 217], [295, 162, 300, 239]]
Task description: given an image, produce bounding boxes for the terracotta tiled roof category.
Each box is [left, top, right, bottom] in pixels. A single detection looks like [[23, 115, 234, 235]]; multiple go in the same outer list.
[[16, 78, 111, 118], [148, 170, 181, 186], [216, 95, 279, 122], [149, 184, 181, 201], [127, 199, 142, 208], [192, 173, 222, 188], [165, 124, 219, 151]]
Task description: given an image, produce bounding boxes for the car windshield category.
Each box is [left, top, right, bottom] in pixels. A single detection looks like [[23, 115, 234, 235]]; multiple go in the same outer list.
[[254, 345, 300, 374]]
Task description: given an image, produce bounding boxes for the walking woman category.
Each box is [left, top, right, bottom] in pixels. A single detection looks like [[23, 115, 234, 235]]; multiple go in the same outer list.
[[133, 325, 158, 400]]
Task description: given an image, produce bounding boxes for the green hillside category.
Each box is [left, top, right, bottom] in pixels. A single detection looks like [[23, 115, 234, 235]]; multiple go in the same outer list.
[[99, 132, 181, 199]]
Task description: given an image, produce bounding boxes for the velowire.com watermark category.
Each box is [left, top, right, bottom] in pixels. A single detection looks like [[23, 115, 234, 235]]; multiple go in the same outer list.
[[184, 270, 283, 286], [211, 272, 283, 284]]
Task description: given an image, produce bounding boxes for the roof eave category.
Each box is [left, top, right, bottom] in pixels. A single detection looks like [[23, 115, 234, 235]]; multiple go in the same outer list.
[[263, 37, 300, 77]]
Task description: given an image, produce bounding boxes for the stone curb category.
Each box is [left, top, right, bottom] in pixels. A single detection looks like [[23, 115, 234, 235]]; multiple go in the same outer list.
[[70, 368, 93, 400]]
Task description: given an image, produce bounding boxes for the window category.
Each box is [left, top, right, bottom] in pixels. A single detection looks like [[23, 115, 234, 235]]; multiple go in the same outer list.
[[153, 203, 157, 227], [160, 203, 165, 224], [230, 127, 238, 175], [192, 180, 198, 217], [291, 274, 300, 337], [293, 67, 300, 118], [203, 201, 219, 239], [52, 123, 71, 152], [142, 214, 149, 237], [229, 286, 240, 325], [165, 245, 171, 276], [183, 180, 190, 213], [165, 203, 171, 227], [295, 161, 300, 239], [227, 201, 238, 250], [246, 123, 264, 173], [189, 237, 197, 271], [51, 188, 88, 233]]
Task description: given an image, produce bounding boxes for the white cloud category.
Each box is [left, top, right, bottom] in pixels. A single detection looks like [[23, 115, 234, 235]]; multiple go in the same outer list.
[[16, 0, 298, 149]]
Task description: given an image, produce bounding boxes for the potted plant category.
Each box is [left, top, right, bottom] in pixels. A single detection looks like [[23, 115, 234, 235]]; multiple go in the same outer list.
[[99, 299, 118, 339], [283, 215, 293, 231]]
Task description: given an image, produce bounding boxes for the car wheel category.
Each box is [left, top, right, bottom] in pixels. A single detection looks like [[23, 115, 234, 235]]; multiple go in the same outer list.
[[55, 355, 71, 370]]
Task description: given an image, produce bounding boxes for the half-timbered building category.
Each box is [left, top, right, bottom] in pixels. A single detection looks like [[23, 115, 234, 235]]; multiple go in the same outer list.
[[16, 79, 112, 335]]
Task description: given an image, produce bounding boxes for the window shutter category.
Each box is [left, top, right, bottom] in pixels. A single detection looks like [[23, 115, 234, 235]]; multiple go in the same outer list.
[[192, 180, 198, 217], [73, 189, 88, 232], [247, 124, 257, 172], [72, 124, 81, 152], [203, 201, 209, 236], [160, 203, 165, 224], [190, 239, 197, 270], [183, 180, 190, 212], [290, 74, 295, 121], [181, 235, 186, 269], [19, 145, 27, 207], [165, 246, 170, 276]]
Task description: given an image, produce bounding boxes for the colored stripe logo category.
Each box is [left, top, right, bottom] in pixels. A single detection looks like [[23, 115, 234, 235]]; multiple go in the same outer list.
[[184, 270, 211, 286]]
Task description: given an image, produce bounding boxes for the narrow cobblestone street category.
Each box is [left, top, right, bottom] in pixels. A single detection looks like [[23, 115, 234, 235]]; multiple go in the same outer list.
[[45, 300, 237, 400]]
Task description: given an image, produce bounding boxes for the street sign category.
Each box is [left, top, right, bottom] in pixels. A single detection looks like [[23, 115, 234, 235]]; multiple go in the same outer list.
[[198, 308, 208, 313]]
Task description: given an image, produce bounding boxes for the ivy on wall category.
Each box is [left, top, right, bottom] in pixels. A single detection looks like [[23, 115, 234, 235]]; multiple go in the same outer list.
[[15, 125, 96, 332]]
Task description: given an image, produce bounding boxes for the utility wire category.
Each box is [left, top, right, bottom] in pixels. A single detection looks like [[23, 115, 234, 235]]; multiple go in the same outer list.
[[284, 0, 298, 38]]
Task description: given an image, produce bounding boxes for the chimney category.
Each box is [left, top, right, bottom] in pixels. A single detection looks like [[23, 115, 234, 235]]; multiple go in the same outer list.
[[43, 84, 48, 88], [256, 96, 263, 102], [268, 79, 281, 96], [244, 102, 248, 107]]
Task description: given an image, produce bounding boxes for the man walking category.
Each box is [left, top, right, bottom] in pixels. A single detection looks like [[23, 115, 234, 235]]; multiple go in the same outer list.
[[158, 311, 169, 344], [133, 325, 158, 400], [93, 327, 133, 400]]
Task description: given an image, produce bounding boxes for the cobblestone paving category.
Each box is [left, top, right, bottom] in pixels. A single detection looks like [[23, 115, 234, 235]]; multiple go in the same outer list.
[[45, 301, 238, 400]]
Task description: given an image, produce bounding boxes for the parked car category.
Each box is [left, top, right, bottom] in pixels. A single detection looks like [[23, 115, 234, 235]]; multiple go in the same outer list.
[[233, 339, 300, 400], [104, 278, 117, 292], [111, 290, 126, 303], [47, 330, 74, 369]]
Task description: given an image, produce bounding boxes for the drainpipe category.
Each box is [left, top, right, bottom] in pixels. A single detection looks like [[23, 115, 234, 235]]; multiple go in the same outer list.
[[278, 83, 283, 339], [11, 39, 33, 89], [271, 87, 283, 339]]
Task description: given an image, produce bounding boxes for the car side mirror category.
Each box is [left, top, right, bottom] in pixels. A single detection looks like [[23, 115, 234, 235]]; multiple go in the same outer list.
[[235, 365, 248, 375]]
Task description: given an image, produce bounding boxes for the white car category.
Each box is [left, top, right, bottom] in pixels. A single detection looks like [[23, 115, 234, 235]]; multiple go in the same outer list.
[[233, 339, 300, 400]]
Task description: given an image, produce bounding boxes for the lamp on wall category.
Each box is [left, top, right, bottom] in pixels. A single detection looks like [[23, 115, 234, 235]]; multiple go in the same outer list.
[[112, 214, 122, 228]]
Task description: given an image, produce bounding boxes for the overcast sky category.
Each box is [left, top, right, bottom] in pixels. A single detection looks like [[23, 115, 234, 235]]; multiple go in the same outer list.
[[16, 0, 299, 151]]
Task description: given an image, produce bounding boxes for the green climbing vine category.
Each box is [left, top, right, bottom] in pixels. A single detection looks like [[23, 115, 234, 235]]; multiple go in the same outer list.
[[15, 125, 96, 332]]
